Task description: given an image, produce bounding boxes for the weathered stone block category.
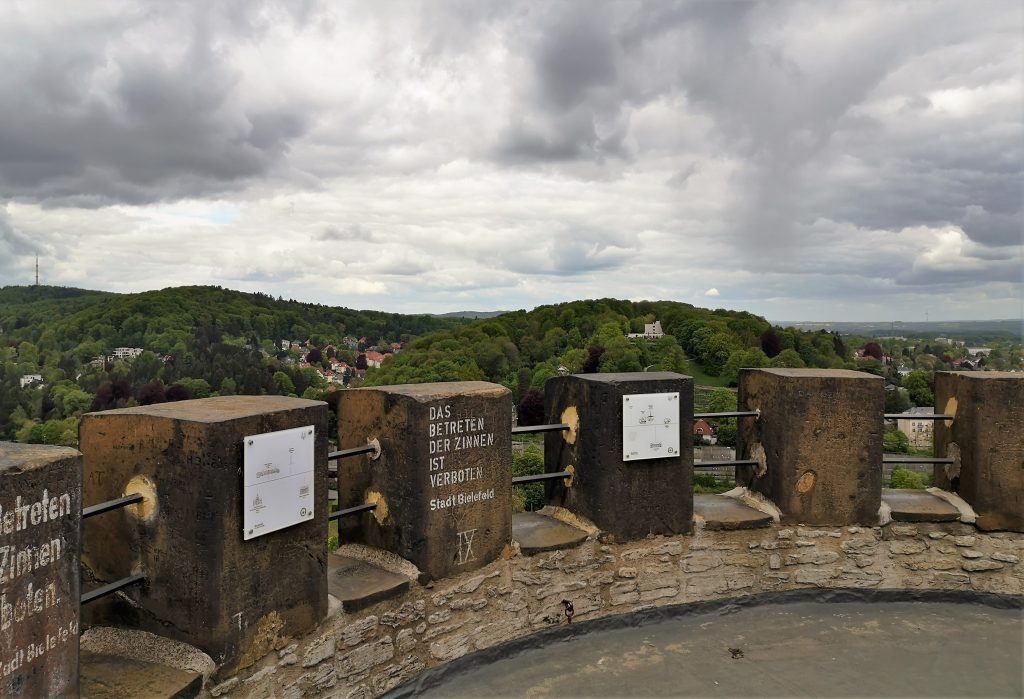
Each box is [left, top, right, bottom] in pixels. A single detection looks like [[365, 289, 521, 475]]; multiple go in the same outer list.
[[79, 396, 329, 675], [737, 368, 883, 525], [337, 382, 512, 581], [933, 372, 1023, 532], [0, 443, 81, 698], [544, 373, 693, 541]]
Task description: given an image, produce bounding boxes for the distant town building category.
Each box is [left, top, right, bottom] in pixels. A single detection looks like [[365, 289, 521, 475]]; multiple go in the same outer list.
[[627, 320, 665, 340], [897, 407, 935, 450], [19, 374, 43, 389], [110, 347, 145, 360], [967, 347, 992, 356], [693, 419, 717, 444]]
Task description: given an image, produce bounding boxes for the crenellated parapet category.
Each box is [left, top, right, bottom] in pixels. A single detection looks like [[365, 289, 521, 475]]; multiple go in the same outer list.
[[0, 369, 1020, 696]]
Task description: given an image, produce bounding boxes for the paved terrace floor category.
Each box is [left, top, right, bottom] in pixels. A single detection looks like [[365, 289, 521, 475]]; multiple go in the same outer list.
[[410, 600, 1023, 698]]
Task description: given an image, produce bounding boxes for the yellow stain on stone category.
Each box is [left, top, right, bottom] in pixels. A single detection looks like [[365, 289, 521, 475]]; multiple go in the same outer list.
[[235, 611, 286, 672], [750, 443, 767, 479], [943, 396, 958, 428], [796, 470, 817, 494], [123, 474, 158, 523], [367, 491, 388, 524], [561, 406, 580, 445]]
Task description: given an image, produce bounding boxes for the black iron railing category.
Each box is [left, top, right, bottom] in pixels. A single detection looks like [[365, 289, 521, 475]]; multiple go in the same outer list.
[[512, 423, 571, 435], [328, 502, 378, 521], [80, 493, 147, 605], [81, 573, 146, 605], [512, 471, 572, 485], [82, 493, 144, 519]]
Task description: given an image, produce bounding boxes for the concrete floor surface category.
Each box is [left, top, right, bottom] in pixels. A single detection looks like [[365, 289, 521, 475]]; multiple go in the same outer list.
[[417, 601, 1023, 698]]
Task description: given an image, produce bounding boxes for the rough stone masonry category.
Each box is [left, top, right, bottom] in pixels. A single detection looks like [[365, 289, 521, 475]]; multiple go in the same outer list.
[[210, 518, 1023, 699]]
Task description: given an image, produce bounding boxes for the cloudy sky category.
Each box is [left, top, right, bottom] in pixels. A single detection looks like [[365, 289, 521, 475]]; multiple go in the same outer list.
[[1, 1, 1021, 321]]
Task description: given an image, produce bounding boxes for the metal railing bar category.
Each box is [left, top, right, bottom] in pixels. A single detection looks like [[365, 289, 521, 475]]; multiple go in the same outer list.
[[512, 471, 572, 485], [883, 414, 954, 420], [694, 460, 760, 467], [512, 423, 571, 435], [693, 412, 760, 419], [82, 493, 144, 519], [328, 444, 376, 460], [81, 572, 145, 605], [328, 502, 378, 521], [882, 456, 954, 464]]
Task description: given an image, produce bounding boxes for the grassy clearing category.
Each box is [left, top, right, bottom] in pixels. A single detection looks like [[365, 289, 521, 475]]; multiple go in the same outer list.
[[681, 360, 731, 387]]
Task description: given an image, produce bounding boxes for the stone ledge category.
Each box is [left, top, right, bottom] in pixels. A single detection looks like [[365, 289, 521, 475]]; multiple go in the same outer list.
[[513, 512, 590, 554], [329, 555, 413, 613], [882, 489, 961, 522], [694, 494, 774, 530], [80, 652, 203, 699]]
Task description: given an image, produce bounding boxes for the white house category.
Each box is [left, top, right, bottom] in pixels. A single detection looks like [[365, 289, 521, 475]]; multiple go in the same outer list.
[[627, 320, 665, 340], [19, 374, 43, 389], [111, 347, 144, 360]]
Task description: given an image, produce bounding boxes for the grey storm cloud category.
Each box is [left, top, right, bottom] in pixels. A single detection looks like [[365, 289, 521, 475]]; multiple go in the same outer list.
[[0, 0, 1019, 318], [0, 2, 311, 207], [485, 1, 1021, 255], [0, 208, 44, 277], [317, 224, 375, 243]]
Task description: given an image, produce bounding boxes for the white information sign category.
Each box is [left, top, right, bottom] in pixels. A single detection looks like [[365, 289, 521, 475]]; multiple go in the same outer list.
[[243, 425, 315, 540], [622, 393, 681, 461]]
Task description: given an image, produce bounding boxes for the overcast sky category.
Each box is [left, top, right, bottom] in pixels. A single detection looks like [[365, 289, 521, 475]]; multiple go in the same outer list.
[[1, 1, 1021, 321]]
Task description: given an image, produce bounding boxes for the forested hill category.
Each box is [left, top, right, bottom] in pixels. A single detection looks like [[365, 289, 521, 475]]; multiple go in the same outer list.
[[362, 298, 848, 398], [0, 285, 464, 358]]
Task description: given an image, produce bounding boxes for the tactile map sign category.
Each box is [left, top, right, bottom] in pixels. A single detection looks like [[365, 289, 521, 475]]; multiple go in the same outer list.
[[622, 393, 681, 461], [243, 425, 315, 540]]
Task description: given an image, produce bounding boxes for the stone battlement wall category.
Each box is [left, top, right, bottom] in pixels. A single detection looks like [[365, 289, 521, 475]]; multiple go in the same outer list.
[[2, 370, 1020, 697], [210, 519, 1022, 698]]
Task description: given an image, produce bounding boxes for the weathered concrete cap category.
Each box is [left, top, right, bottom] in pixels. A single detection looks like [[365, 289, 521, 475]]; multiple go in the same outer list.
[[749, 368, 878, 379], [357, 381, 507, 400], [565, 371, 687, 383], [881, 489, 960, 523], [694, 494, 774, 530], [84, 394, 324, 421], [0, 442, 80, 472], [0, 441, 82, 699], [512, 512, 589, 554]]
